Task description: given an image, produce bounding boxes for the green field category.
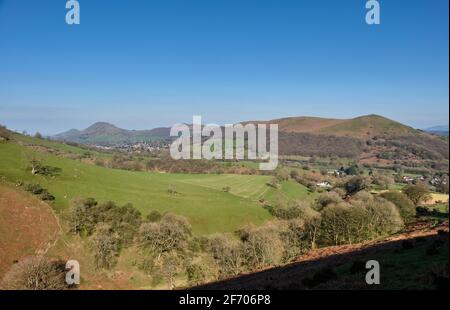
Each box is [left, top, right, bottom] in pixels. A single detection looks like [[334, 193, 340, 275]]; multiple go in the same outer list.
[[0, 140, 311, 235]]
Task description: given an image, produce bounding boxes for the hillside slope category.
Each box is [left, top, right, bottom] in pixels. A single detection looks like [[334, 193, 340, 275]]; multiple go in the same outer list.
[[195, 221, 449, 290], [256, 114, 417, 138], [0, 184, 60, 277]]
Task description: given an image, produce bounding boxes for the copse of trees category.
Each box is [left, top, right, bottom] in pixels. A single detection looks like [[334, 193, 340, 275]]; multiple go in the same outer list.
[[69, 199, 143, 268], [268, 200, 318, 220], [319, 195, 403, 245], [380, 191, 416, 222], [69, 199, 142, 241]]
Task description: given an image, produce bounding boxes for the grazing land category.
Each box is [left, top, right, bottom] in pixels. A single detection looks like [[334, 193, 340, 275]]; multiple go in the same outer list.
[[0, 139, 310, 235]]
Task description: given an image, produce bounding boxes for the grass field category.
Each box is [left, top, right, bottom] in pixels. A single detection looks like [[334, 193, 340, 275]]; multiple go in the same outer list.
[[424, 193, 449, 205], [0, 140, 311, 235]]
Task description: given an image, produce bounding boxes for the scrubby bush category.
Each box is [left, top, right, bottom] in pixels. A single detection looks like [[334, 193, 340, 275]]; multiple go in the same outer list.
[[0, 256, 67, 290], [345, 176, 371, 195], [30, 160, 62, 177], [100, 203, 142, 246], [240, 225, 284, 270], [23, 183, 55, 202], [371, 173, 394, 189], [267, 177, 281, 189], [186, 262, 212, 286], [146, 210, 162, 222], [207, 234, 244, 278], [24, 183, 45, 195], [279, 219, 312, 262], [69, 199, 142, 248], [159, 251, 182, 289], [69, 198, 98, 236], [315, 192, 343, 211], [39, 191, 55, 201], [137, 213, 192, 258], [290, 169, 300, 180], [0, 125, 11, 141], [91, 224, 121, 269], [403, 185, 432, 205], [167, 184, 178, 195], [275, 168, 290, 181], [222, 186, 231, 193]]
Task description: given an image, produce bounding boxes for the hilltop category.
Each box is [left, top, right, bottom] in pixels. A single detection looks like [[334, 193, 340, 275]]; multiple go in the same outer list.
[[248, 115, 448, 161], [247, 114, 417, 139], [52, 122, 170, 146]]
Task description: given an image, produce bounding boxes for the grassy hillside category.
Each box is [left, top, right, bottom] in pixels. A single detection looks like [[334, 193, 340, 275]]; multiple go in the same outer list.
[[0, 184, 60, 277], [264, 114, 417, 138], [317, 114, 417, 138], [0, 138, 311, 235]]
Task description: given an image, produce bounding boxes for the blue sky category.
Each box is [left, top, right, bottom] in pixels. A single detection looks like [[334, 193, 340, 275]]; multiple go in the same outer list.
[[0, 0, 448, 134]]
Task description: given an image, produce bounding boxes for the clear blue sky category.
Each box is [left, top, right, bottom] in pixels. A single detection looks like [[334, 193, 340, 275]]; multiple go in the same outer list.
[[0, 0, 448, 134]]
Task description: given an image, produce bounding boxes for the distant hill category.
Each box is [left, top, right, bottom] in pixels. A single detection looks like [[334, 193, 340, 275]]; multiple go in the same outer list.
[[52, 122, 171, 145], [247, 115, 448, 161], [424, 125, 449, 136], [250, 114, 417, 139], [51, 115, 448, 163]]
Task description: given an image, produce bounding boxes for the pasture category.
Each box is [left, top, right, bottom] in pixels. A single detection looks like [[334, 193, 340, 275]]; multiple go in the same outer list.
[[0, 140, 311, 235]]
